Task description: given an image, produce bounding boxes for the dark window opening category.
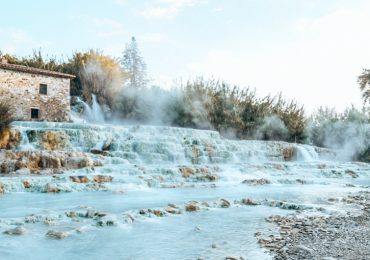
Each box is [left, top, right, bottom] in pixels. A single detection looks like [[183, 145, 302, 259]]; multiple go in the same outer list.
[[39, 84, 47, 95], [31, 109, 39, 119]]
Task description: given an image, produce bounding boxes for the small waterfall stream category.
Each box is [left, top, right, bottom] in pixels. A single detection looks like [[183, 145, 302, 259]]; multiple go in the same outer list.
[[73, 95, 105, 124], [17, 131, 36, 151], [297, 145, 319, 161]]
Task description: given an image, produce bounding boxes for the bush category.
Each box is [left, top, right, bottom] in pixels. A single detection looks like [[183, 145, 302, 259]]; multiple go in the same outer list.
[[0, 101, 13, 139], [306, 106, 370, 159], [110, 77, 306, 142]]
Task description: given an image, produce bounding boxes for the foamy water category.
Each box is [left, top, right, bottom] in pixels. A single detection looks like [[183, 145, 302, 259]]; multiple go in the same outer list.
[[0, 121, 368, 259]]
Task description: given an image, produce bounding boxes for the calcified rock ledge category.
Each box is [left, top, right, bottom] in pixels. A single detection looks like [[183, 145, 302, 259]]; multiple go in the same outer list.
[[255, 190, 370, 260], [0, 150, 104, 175]]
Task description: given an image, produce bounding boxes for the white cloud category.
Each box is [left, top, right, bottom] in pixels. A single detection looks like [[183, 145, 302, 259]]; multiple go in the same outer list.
[[296, 18, 311, 33], [104, 43, 126, 57], [212, 7, 223, 11], [139, 33, 168, 42], [93, 18, 122, 28], [10, 30, 31, 43], [39, 41, 52, 47], [139, 0, 206, 19], [187, 49, 237, 77], [115, 0, 127, 5], [98, 31, 126, 37], [185, 4, 370, 112], [227, 20, 232, 24], [153, 74, 173, 89]]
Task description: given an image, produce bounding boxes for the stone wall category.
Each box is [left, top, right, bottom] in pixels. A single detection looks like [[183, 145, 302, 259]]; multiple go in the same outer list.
[[0, 69, 71, 122]]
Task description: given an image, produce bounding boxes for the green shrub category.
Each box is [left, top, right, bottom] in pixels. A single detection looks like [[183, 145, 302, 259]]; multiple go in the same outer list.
[[0, 101, 12, 139]]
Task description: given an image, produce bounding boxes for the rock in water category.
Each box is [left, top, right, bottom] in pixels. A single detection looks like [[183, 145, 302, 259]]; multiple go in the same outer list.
[[168, 203, 178, 209], [242, 198, 258, 205], [212, 243, 218, 248], [22, 179, 34, 188], [69, 176, 89, 183], [43, 221, 59, 226], [46, 230, 68, 238], [221, 199, 231, 208], [4, 226, 28, 234], [290, 245, 314, 253], [102, 138, 113, 151], [91, 149, 108, 156], [45, 183, 58, 193], [242, 178, 271, 186], [86, 209, 97, 218], [0, 181, 4, 193], [185, 205, 201, 211], [92, 175, 113, 183]]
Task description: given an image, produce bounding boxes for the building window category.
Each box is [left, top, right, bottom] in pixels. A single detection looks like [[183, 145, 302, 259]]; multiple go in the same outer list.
[[31, 108, 39, 119], [39, 84, 47, 95]]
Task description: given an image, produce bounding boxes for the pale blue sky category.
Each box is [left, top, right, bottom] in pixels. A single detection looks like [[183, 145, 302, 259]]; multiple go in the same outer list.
[[1, 0, 370, 112]]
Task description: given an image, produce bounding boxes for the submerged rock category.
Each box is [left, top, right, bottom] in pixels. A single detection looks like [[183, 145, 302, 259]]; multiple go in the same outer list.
[[86, 209, 97, 218], [296, 179, 307, 184], [242, 178, 271, 186], [221, 199, 231, 208], [242, 198, 258, 205], [102, 138, 113, 151], [180, 167, 196, 178], [185, 205, 201, 211], [43, 221, 59, 226], [69, 176, 89, 183], [46, 230, 68, 238], [45, 183, 58, 193], [345, 170, 359, 178], [91, 149, 108, 156], [212, 243, 218, 248], [93, 175, 113, 183], [76, 227, 84, 233], [168, 203, 178, 209], [4, 226, 28, 234]]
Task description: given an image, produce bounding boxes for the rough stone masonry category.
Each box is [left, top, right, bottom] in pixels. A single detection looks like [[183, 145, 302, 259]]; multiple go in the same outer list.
[[0, 58, 75, 122]]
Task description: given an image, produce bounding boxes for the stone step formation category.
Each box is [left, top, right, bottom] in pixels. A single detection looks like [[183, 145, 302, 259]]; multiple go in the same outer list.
[[0, 122, 368, 260]]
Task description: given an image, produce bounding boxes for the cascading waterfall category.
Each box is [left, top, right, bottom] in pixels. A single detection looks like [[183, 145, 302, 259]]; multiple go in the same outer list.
[[1, 121, 367, 260], [92, 94, 105, 124], [73, 95, 105, 124], [17, 131, 36, 151], [297, 145, 319, 161]]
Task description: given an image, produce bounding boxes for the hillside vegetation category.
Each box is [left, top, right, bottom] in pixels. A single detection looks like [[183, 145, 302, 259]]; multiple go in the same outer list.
[[2, 38, 370, 162]]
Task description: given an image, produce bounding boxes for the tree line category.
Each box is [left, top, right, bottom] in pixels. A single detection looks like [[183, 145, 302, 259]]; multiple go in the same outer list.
[[2, 37, 370, 160]]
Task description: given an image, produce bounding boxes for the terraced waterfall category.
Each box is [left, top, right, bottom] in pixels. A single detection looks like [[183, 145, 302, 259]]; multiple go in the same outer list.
[[0, 121, 369, 260]]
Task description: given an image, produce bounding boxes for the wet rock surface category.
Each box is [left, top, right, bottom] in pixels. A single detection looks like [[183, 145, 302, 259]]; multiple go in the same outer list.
[[264, 191, 370, 260], [46, 230, 68, 238], [4, 226, 28, 234], [0, 150, 104, 175]]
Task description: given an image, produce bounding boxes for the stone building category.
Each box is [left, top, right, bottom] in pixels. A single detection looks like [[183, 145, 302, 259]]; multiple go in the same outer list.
[[0, 58, 75, 122]]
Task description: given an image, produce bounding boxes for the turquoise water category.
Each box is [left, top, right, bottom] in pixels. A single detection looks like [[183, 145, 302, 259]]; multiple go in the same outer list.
[[0, 122, 368, 259]]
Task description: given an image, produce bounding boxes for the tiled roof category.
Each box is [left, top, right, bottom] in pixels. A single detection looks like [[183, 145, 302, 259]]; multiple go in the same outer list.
[[0, 63, 76, 79]]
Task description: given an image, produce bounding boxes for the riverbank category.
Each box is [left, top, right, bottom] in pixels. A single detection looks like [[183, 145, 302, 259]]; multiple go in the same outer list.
[[264, 190, 370, 260]]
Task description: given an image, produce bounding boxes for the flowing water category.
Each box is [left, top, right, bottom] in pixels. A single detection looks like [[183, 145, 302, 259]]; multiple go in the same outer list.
[[72, 95, 105, 124], [0, 121, 369, 260]]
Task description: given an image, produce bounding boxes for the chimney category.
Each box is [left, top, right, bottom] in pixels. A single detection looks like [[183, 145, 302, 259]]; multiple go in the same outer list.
[[1, 57, 7, 64]]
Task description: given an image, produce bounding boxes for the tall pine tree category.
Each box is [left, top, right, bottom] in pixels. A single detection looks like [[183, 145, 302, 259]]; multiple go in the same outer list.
[[121, 37, 148, 88]]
